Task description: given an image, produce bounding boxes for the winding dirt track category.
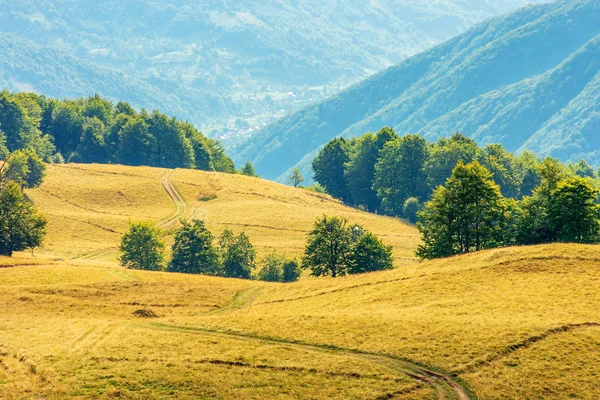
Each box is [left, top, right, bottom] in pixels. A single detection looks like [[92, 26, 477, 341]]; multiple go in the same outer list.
[[142, 322, 472, 400], [158, 170, 187, 229], [78, 169, 186, 260]]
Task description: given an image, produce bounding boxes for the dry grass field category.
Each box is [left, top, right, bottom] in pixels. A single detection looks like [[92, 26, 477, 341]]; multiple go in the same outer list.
[[25, 163, 420, 265], [1, 164, 599, 399]]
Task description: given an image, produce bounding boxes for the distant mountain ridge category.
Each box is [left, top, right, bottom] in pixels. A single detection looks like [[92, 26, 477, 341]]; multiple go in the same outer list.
[[232, 0, 600, 182], [0, 0, 547, 133]]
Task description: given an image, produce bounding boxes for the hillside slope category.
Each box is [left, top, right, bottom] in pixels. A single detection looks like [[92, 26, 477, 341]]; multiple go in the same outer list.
[[1, 243, 598, 399], [234, 0, 600, 181], [0, 0, 547, 132], [25, 163, 419, 265]]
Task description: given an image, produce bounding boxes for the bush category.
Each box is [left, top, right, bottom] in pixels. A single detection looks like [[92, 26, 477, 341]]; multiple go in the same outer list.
[[257, 253, 301, 282]]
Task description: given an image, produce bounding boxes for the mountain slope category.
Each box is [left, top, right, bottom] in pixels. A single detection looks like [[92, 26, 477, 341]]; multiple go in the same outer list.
[[233, 0, 600, 181], [0, 0, 547, 134]]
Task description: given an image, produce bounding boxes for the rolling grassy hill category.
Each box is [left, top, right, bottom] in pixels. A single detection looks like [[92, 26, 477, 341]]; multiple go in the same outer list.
[[0, 163, 597, 398], [1, 243, 598, 398], [25, 163, 420, 265], [234, 0, 600, 182]]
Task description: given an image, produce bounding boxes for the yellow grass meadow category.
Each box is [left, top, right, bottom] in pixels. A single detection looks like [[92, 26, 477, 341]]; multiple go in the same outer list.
[[1, 163, 598, 399]]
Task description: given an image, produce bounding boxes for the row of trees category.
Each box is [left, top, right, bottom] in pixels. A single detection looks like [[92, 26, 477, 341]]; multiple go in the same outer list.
[[313, 129, 599, 221], [417, 159, 600, 259], [119, 219, 301, 282], [0, 150, 47, 256], [0, 90, 236, 172], [120, 215, 394, 280]]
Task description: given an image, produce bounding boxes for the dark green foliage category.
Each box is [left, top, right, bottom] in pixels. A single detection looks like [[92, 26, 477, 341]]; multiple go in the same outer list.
[[0, 91, 26, 151], [348, 232, 393, 274], [373, 134, 428, 216], [145, 111, 194, 169], [0, 181, 47, 256], [257, 253, 284, 282], [345, 128, 396, 212], [241, 162, 259, 177], [302, 215, 393, 277], [517, 151, 542, 198], [403, 197, 422, 224], [282, 259, 301, 282], [76, 117, 108, 163], [479, 144, 522, 199], [119, 221, 166, 271], [118, 117, 157, 166], [169, 220, 221, 275], [219, 229, 256, 279], [49, 101, 84, 155], [417, 161, 510, 259], [426, 134, 481, 192], [549, 177, 600, 243], [258, 253, 301, 282], [302, 216, 353, 278], [312, 138, 352, 203], [0, 91, 235, 173]]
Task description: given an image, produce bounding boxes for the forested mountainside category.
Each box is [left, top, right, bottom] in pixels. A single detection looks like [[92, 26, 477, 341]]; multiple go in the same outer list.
[[232, 0, 599, 182], [0, 0, 546, 140]]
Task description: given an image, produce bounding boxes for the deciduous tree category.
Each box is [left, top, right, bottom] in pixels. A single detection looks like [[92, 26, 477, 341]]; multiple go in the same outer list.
[[169, 219, 221, 275], [119, 221, 166, 271]]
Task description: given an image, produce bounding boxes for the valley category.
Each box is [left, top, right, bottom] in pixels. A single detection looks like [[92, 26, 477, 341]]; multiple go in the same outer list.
[[1, 164, 599, 399]]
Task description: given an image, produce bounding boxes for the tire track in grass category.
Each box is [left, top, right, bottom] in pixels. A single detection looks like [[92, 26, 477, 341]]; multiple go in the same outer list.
[[139, 323, 473, 400], [158, 170, 187, 229], [459, 322, 600, 374], [76, 169, 187, 261]]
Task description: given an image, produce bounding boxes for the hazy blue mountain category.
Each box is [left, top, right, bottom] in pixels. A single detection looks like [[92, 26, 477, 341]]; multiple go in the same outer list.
[[0, 0, 546, 138], [232, 0, 599, 182]]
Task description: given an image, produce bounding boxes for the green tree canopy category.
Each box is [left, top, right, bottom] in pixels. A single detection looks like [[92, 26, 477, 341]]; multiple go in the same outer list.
[[417, 161, 510, 259], [118, 117, 157, 166], [302, 215, 353, 278], [219, 229, 256, 279], [425, 133, 481, 192], [345, 128, 396, 212], [241, 161, 259, 177], [257, 252, 285, 282], [312, 137, 352, 203], [119, 221, 166, 271], [348, 231, 393, 274], [0, 181, 47, 256], [169, 219, 221, 275], [373, 134, 428, 216], [549, 177, 600, 243]]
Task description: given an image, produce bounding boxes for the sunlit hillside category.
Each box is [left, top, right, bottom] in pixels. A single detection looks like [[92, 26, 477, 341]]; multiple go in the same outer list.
[[25, 163, 420, 265], [1, 243, 599, 399]]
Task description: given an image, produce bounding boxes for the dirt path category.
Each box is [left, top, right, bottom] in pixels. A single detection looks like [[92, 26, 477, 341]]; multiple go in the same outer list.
[[141, 322, 472, 400], [76, 169, 187, 261], [158, 169, 187, 229]]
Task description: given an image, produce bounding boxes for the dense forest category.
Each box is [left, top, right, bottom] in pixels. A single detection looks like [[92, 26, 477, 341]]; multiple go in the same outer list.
[[314, 128, 600, 219], [313, 128, 600, 258], [0, 90, 235, 172]]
